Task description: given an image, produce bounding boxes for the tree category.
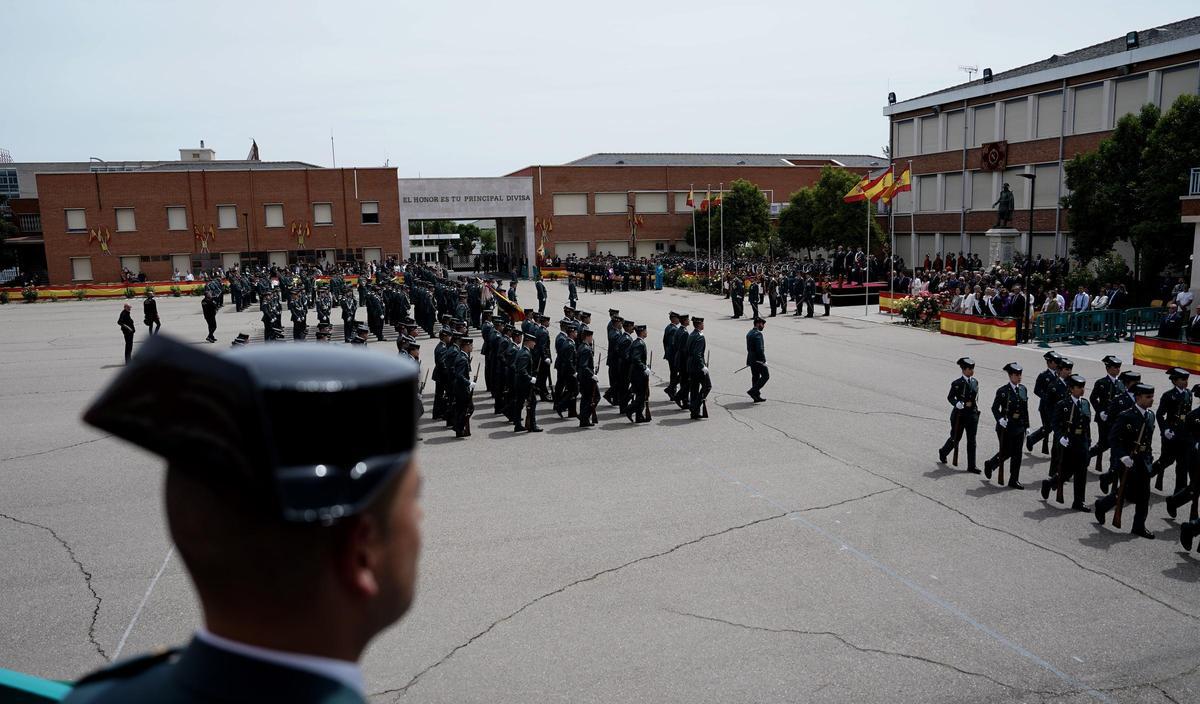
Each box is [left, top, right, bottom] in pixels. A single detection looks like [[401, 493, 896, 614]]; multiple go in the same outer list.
[[480, 228, 497, 253], [1064, 95, 1200, 281], [778, 166, 883, 253], [454, 223, 481, 255], [683, 179, 770, 253]]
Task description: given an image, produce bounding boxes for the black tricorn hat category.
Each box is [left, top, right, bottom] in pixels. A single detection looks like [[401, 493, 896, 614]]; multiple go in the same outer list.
[[82, 336, 418, 525]]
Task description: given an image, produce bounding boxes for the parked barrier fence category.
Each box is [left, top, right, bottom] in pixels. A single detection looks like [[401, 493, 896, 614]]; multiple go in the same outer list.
[[1028, 307, 1166, 346]]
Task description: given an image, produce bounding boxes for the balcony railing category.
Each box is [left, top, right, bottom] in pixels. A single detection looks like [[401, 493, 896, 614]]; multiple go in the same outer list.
[[1190, 167, 1200, 196]]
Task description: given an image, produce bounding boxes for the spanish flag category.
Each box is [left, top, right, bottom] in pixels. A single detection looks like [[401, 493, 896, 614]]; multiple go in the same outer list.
[[862, 167, 894, 203], [491, 285, 525, 321], [882, 167, 912, 204], [686, 187, 695, 208], [701, 189, 711, 211], [713, 191, 722, 207], [843, 174, 870, 203]]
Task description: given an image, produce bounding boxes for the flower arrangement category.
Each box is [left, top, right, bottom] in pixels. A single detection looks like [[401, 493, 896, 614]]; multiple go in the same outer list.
[[170, 285, 182, 297], [895, 291, 951, 329], [21, 285, 38, 303], [73, 289, 87, 300]]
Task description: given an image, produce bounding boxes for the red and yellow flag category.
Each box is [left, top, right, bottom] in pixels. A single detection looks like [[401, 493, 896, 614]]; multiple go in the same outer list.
[[862, 167, 894, 203], [701, 189, 711, 211], [713, 191, 722, 207], [686, 187, 695, 208], [843, 174, 871, 203], [882, 167, 912, 204]]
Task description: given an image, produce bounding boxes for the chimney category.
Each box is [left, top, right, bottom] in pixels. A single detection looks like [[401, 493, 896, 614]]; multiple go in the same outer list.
[[200, 140, 205, 148]]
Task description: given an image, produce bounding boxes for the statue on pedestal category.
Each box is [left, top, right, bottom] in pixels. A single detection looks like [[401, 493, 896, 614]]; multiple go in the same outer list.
[[993, 183, 1015, 228]]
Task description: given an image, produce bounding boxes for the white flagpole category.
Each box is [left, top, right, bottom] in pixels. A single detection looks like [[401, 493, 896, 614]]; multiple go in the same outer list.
[[865, 189, 871, 316], [718, 181, 724, 273], [889, 165, 896, 317], [706, 183, 712, 277], [691, 184, 698, 274]]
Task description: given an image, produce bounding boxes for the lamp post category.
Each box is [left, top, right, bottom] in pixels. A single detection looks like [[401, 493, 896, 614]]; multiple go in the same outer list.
[[1019, 172, 1036, 341]]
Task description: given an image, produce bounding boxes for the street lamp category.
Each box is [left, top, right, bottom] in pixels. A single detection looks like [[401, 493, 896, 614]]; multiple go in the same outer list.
[[1019, 172, 1036, 340]]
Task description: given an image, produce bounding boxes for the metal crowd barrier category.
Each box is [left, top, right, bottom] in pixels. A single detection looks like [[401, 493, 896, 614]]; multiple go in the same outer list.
[[1030, 307, 1166, 346], [1121, 307, 1166, 340], [1033, 312, 1074, 346]]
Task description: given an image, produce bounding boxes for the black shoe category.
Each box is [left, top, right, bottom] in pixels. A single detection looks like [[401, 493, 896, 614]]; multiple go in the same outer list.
[[1166, 497, 1179, 519], [556, 408, 564, 419], [753, 396, 766, 403], [528, 426, 544, 433], [1008, 481, 1024, 490], [1181, 522, 1196, 551], [1025, 437, 1035, 452], [665, 388, 676, 400], [690, 413, 703, 420], [635, 414, 649, 423], [513, 424, 524, 433], [1071, 503, 1090, 512], [1040, 480, 1051, 501], [983, 459, 995, 479], [1131, 528, 1155, 540], [1094, 503, 1106, 526], [938, 449, 949, 464], [1099, 473, 1111, 495], [579, 421, 591, 429], [967, 467, 981, 474]]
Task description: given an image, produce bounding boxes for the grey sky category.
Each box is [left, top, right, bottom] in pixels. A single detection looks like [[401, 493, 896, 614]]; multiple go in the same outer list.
[[3, 1, 1195, 177]]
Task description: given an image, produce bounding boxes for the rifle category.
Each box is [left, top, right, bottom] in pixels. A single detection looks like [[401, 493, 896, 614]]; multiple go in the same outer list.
[[1054, 402, 1076, 504], [419, 369, 429, 395], [733, 365, 749, 374], [591, 352, 602, 424], [1113, 421, 1146, 529], [644, 351, 653, 421]]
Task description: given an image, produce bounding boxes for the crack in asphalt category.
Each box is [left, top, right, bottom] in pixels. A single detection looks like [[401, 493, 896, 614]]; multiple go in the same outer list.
[[1, 435, 112, 463], [797, 487, 903, 513], [712, 392, 942, 424], [372, 512, 789, 699], [666, 610, 1061, 696], [723, 406, 1200, 623], [0, 512, 108, 661], [713, 398, 754, 430]]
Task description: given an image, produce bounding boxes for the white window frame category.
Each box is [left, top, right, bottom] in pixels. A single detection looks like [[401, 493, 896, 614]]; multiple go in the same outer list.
[[360, 201, 380, 225], [115, 207, 136, 232], [217, 204, 238, 230], [166, 206, 188, 231], [264, 203, 285, 228], [552, 193, 588, 216], [65, 208, 87, 233], [593, 192, 627, 215], [633, 192, 668, 214], [313, 202, 334, 226], [70, 256, 93, 281]]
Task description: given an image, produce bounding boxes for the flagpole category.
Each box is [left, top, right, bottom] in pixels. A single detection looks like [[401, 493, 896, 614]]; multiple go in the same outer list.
[[889, 166, 896, 317], [865, 192, 871, 316], [691, 184, 698, 274], [718, 181, 724, 274], [706, 183, 712, 280]]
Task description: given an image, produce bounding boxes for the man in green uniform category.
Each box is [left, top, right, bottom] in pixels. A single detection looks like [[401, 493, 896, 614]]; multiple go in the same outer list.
[[576, 327, 598, 428], [1026, 351, 1062, 454], [938, 357, 980, 472], [745, 317, 767, 402], [1152, 368, 1191, 493], [1088, 355, 1123, 470], [626, 323, 650, 423], [686, 317, 710, 420], [509, 332, 542, 432], [984, 362, 1029, 489], [64, 336, 423, 704], [1095, 382, 1157, 539], [1041, 373, 1092, 510]]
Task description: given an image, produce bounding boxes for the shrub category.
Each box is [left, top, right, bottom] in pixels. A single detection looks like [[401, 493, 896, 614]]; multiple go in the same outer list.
[[145, 286, 156, 296], [0, 291, 8, 304], [124, 287, 135, 299], [73, 289, 87, 300], [22, 286, 38, 303], [170, 285, 182, 297]]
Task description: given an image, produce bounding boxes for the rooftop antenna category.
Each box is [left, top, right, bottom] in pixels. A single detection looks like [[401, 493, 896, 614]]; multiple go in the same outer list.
[[330, 129, 336, 168], [958, 64, 978, 82]]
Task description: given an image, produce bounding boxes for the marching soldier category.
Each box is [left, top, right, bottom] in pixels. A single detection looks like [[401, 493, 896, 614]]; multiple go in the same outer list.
[[626, 323, 651, 423], [290, 293, 308, 341], [1166, 383, 1200, 520], [452, 336, 476, 438], [686, 317, 711, 420], [568, 275, 579, 310], [576, 327, 599, 428], [604, 310, 621, 405], [673, 314, 692, 410], [554, 322, 579, 418], [938, 357, 980, 473], [509, 332, 543, 433], [1088, 355, 1124, 469], [534, 314, 553, 401], [431, 328, 453, 421], [340, 291, 358, 342], [746, 317, 768, 402], [480, 310, 496, 392], [1152, 368, 1191, 493], [984, 362, 1029, 489], [1026, 351, 1062, 454], [1099, 370, 1142, 494], [1041, 373, 1092, 510], [316, 286, 333, 326], [664, 312, 680, 401], [1034, 357, 1074, 473], [614, 319, 635, 411], [1094, 383, 1157, 539]]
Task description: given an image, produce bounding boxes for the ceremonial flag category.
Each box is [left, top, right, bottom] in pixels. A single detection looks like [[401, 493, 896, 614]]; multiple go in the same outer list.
[[883, 167, 912, 203], [687, 187, 695, 208], [713, 191, 722, 207], [862, 167, 894, 203], [491, 285, 525, 321], [701, 189, 711, 211], [546, 218, 553, 232], [534, 217, 542, 233], [843, 174, 870, 203]]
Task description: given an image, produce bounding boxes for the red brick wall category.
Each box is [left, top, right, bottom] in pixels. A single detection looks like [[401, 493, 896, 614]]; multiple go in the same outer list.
[[37, 168, 399, 284], [513, 164, 875, 252]]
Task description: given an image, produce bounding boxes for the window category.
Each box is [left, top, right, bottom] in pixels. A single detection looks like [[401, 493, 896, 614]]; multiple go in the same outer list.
[[944, 173, 963, 211], [1004, 98, 1028, 142], [893, 120, 914, 157], [919, 116, 940, 154], [972, 104, 995, 146], [674, 192, 698, 212], [115, 208, 136, 232], [1002, 167, 1027, 209], [66, 209, 87, 232], [120, 255, 141, 275], [594, 193, 626, 214], [1036, 92, 1063, 139], [1033, 164, 1059, 208], [313, 202, 333, 225], [265, 204, 284, 228], [634, 192, 667, 214], [945, 111, 965, 151], [167, 206, 188, 231], [892, 189, 912, 214], [552, 193, 587, 216], [218, 205, 238, 229], [18, 214, 40, 233], [0, 168, 17, 198], [1114, 75, 1149, 121], [171, 254, 192, 276], [360, 201, 379, 224], [1072, 83, 1103, 134], [917, 175, 938, 212], [1161, 64, 1199, 110], [970, 171, 994, 209], [70, 257, 93, 281]]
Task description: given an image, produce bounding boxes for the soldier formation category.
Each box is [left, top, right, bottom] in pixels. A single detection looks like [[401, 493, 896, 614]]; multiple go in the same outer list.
[[937, 352, 1200, 552]]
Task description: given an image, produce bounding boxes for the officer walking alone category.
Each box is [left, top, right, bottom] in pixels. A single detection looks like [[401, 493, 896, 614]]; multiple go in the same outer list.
[[938, 357, 980, 472], [118, 304, 136, 364], [745, 317, 768, 402]]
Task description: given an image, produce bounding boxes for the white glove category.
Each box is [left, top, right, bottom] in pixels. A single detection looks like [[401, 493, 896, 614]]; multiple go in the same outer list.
[[468, 381, 476, 391], [1120, 456, 1134, 468], [999, 418, 1009, 428], [760, 361, 768, 368], [643, 368, 651, 376], [702, 366, 709, 375], [1165, 429, 1175, 440], [955, 401, 965, 410], [1059, 437, 1070, 448], [1100, 411, 1108, 421], [528, 376, 536, 384], [592, 374, 599, 382], [545, 358, 551, 365]]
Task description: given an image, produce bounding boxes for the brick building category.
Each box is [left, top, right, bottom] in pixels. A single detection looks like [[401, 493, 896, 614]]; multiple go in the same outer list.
[[507, 152, 885, 259], [882, 16, 1200, 268], [10, 150, 400, 284]]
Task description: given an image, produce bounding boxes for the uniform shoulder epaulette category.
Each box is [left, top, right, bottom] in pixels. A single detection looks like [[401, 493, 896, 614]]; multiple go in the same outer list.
[[74, 648, 178, 687]]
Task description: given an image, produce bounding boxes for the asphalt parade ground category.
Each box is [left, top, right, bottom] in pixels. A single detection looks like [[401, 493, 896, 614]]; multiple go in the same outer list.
[[1, 283, 1198, 703]]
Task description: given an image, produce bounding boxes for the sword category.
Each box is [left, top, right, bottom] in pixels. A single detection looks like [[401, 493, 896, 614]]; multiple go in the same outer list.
[[733, 365, 749, 374]]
